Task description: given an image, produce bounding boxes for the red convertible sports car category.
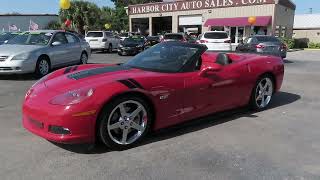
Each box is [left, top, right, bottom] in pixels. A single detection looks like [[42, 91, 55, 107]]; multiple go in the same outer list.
[[23, 42, 284, 150]]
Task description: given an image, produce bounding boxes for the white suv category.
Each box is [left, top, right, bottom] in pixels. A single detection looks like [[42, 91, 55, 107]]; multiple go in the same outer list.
[[198, 31, 232, 51], [85, 31, 120, 53]]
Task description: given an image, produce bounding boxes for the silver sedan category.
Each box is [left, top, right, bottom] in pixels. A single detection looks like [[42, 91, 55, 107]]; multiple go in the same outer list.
[[0, 30, 91, 77]]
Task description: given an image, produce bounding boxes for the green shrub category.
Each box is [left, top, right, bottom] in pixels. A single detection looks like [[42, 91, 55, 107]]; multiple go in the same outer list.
[[280, 37, 295, 49], [308, 42, 320, 49]]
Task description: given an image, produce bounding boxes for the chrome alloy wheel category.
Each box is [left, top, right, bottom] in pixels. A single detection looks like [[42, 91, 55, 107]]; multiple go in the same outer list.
[[107, 100, 148, 145], [39, 59, 49, 75], [255, 77, 273, 108]]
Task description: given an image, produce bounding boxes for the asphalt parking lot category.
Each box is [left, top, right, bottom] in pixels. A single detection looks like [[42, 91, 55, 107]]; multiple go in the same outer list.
[[1, 50, 320, 180]]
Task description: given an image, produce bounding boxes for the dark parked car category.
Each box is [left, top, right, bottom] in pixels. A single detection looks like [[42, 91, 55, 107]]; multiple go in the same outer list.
[[0, 32, 18, 45], [236, 35, 287, 58], [118, 37, 145, 56], [144, 36, 161, 49], [162, 33, 187, 42]]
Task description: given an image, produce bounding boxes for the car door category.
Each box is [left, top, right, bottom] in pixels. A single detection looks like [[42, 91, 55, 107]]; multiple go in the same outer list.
[[65, 33, 81, 63], [49, 32, 69, 67], [181, 58, 248, 121]]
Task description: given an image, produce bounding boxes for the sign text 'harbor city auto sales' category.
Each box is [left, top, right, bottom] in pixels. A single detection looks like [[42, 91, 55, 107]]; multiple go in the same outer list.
[[129, 0, 274, 14]]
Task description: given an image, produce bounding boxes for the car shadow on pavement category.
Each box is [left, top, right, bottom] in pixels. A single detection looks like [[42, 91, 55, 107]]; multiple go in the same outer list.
[[283, 59, 294, 64], [52, 91, 301, 154], [0, 74, 37, 81]]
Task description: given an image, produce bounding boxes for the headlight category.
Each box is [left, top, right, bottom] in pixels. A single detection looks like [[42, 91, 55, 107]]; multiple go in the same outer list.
[[137, 45, 143, 48], [12, 53, 30, 60], [49, 87, 94, 105]]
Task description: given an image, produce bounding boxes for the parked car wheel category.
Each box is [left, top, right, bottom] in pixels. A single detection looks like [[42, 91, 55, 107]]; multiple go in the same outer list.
[[250, 75, 274, 111], [108, 44, 113, 53], [35, 56, 50, 78], [118, 51, 123, 56], [80, 52, 88, 64], [98, 95, 152, 150]]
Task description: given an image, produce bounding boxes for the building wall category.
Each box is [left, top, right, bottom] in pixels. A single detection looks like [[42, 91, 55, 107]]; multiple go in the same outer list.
[[274, 4, 295, 37], [293, 29, 320, 43], [130, 4, 276, 35], [0, 15, 58, 31]]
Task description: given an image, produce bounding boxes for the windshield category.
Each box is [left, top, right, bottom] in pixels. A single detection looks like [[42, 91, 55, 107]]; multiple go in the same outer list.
[[256, 36, 280, 43], [204, 32, 228, 39], [124, 42, 205, 73], [164, 34, 183, 40], [0, 33, 16, 41], [123, 38, 144, 44], [86, 32, 103, 37], [7, 32, 52, 45]]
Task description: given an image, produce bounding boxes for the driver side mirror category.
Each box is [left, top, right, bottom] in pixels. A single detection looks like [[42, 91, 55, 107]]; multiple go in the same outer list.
[[51, 41, 62, 46], [199, 64, 222, 77]]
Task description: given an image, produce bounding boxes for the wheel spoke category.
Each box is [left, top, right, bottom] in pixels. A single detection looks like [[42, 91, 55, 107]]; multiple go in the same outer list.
[[259, 83, 264, 91], [261, 96, 266, 107], [121, 129, 129, 144], [256, 94, 262, 101], [130, 106, 143, 119], [119, 104, 127, 117], [131, 121, 144, 131], [109, 122, 120, 130], [265, 91, 273, 96]]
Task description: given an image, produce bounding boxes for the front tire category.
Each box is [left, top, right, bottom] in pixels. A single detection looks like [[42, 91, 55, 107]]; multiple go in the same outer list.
[[35, 57, 50, 78], [249, 75, 274, 111], [98, 95, 152, 150], [80, 52, 88, 64]]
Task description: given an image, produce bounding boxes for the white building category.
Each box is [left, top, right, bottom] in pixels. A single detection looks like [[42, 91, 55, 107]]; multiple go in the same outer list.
[[293, 14, 320, 43], [0, 14, 58, 31]]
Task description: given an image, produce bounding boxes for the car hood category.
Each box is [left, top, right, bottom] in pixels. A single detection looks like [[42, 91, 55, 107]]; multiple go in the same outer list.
[[0, 44, 43, 55], [43, 64, 152, 93]]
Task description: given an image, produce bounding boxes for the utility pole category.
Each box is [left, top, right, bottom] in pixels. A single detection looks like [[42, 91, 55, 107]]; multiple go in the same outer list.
[[309, 8, 313, 14]]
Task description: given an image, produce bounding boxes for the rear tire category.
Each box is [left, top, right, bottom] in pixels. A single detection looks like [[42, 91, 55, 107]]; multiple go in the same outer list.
[[107, 44, 112, 53], [249, 75, 274, 111], [80, 52, 88, 64], [35, 56, 50, 78], [98, 95, 152, 151]]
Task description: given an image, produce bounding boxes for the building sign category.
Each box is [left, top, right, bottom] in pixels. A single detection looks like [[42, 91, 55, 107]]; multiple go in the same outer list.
[[129, 0, 275, 15]]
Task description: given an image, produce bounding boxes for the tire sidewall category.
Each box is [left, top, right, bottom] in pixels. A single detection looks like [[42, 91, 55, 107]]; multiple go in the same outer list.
[[35, 57, 50, 78], [250, 75, 274, 111], [80, 52, 88, 64], [98, 95, 152, 151], [108, 44, 112, 53]]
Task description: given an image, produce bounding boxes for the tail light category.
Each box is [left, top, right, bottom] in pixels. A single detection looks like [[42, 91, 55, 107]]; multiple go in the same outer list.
[[200, 40, 208, 43], [256, 44, 265, 49], [224, 40, 231, 43], [102, 39, 108, 42]]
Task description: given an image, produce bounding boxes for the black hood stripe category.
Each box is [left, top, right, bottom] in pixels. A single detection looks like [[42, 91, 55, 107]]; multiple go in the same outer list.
[[128, 79, 144, 89], [64, 67, 73, 74], [67, 65, 130, 80], [118, 80, 136, 89]]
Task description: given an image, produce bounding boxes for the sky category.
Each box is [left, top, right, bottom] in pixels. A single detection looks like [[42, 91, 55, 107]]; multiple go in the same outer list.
[[0, 0, 319, 15]]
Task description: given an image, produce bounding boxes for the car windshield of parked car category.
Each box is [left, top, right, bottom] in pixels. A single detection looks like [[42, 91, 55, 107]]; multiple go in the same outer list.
[[123, 38, 144, 45], [7, 32, 52, 45], [164, 34, 183, 40], [204, 32, 228, 39], [125, 43, 204, 73], [256, 36, 280, 43], [0, 33, 15, 41], [86, 32, 103, 37]]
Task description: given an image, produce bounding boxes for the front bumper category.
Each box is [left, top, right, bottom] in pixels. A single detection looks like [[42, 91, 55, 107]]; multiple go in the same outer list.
[[22, 83, 97, 144], [118, 47, 143, 55], [0, 58, 36, 74]]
